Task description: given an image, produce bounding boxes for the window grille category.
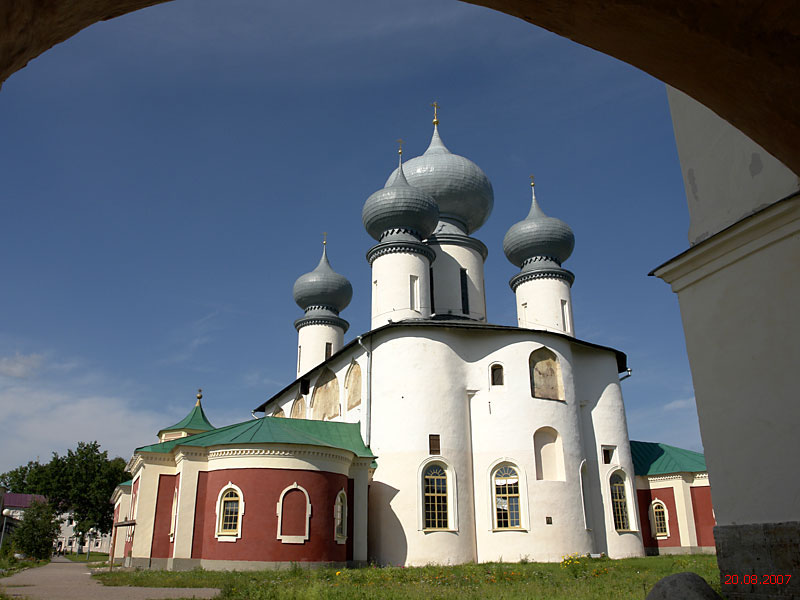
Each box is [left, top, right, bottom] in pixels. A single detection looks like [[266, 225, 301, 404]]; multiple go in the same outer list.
[[423, 465, 448, 529], [652, 502, 668, 536], [610, 473, 629, 531], [219, 489, 240, 533], [494, 466, 521, 529], [334, 492, 346, 540]]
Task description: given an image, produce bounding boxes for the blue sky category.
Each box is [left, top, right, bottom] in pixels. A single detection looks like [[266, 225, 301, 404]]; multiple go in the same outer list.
[[0, 0, 701, 473]]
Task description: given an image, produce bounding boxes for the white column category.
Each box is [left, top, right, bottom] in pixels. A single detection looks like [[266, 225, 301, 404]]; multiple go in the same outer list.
[[297, 324, 344, 377], [351, 461, 370, 562], [172, 452, 204, 560]]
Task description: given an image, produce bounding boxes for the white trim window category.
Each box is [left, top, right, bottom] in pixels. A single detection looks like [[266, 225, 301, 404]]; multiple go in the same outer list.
[[609, 471, 631, 532], [649, 500, 670, 538], [493, 465, 521, 529], [215, 482, 244, 542], [333, 490, 347, 544], [417, 458, 458, 532], [276, 482, 312, 544], [169, 487, 178, 541]]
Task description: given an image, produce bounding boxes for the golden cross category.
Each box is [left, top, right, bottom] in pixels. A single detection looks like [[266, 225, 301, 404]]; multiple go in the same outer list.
[[530, 174, 535, 187], [431, 101, 440, 125], [397, 138, 404, 156], [323, 232, 327, 246]]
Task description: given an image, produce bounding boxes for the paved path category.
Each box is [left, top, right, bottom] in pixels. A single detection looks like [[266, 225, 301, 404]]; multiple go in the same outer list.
[[0, 557, 219, 600]]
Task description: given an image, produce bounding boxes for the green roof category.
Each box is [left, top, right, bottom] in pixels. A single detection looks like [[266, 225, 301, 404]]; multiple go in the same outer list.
[[139, 417, 374, 459], [118, 479, 132, 487], [159, 401, 215, 435], [630, 440, 707, 476]]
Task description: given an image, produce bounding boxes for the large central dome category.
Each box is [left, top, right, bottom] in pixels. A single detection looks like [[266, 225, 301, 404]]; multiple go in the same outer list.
[[385, 124, 493, 235]]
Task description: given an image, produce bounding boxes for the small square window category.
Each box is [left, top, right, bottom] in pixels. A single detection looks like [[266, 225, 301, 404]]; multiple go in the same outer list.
[[429, 434, 441, 455], [546, 516, 553, 525], [602, 446, 616, 465]]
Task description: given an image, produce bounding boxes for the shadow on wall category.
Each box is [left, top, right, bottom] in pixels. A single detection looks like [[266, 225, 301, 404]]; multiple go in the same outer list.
[[367, 482, 408, 566]]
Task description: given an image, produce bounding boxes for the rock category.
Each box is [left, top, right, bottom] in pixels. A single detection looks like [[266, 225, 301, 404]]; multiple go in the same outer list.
[[646, 572, 721, 600]]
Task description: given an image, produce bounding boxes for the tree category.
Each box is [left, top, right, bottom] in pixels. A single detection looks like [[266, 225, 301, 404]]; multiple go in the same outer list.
[[10, 500, 61, 560], [1, 441, 129, 537]]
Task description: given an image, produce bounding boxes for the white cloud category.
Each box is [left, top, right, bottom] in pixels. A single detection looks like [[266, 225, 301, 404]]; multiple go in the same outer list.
[[663, 397, 694, 411], [0, 353, 44, 378]]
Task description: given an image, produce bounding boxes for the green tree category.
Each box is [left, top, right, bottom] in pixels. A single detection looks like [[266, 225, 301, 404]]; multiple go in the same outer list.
[[1, 442, 129, 537], [10, 500, 61, 560]]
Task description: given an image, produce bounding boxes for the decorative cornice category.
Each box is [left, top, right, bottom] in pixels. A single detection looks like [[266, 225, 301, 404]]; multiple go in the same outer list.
[[208, 446, 352, 465], [510, 267, 575, 290], [294, 314, 350, 333], [379, 227, 422, 242], [303, 304, 339, 314], [366, 241, 436, 265], [521, 255, 561, 268], [427, 233, 488, 261]]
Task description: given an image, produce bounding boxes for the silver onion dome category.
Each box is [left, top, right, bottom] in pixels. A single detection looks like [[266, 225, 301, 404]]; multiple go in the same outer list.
[[362, 155, 439, 242], [385, 124, 493, 234], [503, 182, 575, 267], [292, 245, 353, 313]]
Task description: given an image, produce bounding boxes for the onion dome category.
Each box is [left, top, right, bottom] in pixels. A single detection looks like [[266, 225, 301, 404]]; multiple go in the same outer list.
[[385, 120, 493, 234], [503, 180, 575, 268], [292, 244, 353, 313], [362, 148, 439, 242]]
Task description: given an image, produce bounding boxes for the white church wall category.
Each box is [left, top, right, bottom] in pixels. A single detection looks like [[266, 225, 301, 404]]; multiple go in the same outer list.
[[130, 460, 175, 563], [371, 252, 431, 327], [468, 333, 593, 562], [515, 277, 574, 335], [572, 346, 643, 559], [429, 243, 486, 321], [296, 323, 344, 377], [367, 329, 477, 566]]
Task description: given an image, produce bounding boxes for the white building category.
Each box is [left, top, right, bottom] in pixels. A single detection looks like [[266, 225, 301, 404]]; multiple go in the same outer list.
[[116, 114, 648, 568]]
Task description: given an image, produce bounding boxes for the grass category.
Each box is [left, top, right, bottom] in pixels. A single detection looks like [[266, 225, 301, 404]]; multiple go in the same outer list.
[[0, 556, 48, 579], [63, 551, 109, 563], [94, 554, 723, 599]]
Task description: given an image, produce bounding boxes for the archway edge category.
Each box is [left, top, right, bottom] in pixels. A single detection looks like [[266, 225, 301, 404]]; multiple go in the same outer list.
[[2, 0, 798, 175]]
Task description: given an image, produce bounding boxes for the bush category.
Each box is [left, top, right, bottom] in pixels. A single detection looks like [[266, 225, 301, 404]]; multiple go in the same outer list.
[[10, 500, 61, 560]]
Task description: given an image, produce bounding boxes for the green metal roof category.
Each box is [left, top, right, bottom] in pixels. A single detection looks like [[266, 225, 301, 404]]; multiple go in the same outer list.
[[117, 479, 132, 487], [158, 401, 215, 435], [139, 417, 374, 459], [630, 440, 707, 476]]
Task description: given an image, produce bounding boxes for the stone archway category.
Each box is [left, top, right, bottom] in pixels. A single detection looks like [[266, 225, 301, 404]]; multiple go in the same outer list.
[[1, 1, 798, 174]]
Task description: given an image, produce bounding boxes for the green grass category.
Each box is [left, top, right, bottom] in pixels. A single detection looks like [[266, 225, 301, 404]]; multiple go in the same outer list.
[[0, 556, 49, 579], [94, 554, 723, 600], [63, 551, 109, 563]]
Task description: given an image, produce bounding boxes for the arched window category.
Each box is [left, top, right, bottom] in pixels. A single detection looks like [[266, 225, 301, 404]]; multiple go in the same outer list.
[[345, 361, 362, 410], [490, 364, 504, 386], [533, 426, 565, 480], [529, 347, 564, 400], [276, 482, 312, 544], [423, 464, 448, 530], [493, 465, 521, 529], [649, 501, 669, 538], [333, 490, 347, 544], [216, 483, 244, 540], [610, 472, 630, 531]]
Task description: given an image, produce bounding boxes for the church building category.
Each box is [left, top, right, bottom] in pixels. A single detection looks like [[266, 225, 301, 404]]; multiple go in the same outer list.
[[111, 111, 680, 569]]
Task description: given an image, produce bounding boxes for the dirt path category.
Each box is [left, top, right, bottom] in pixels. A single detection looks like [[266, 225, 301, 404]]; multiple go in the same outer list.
[[0, 557, 219, 600]]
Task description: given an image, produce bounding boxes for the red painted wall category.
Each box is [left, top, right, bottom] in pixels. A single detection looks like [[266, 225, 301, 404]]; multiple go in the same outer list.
[[151, 474, 177, 559], [690, 486, 716, 547], [637, 488, 681, 548], [191, 468, 348, 563], [124, 478, 139, 558]]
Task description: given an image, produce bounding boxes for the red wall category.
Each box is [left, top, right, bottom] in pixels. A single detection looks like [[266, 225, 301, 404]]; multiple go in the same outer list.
[[190, 468, 349, 563], [637, 488, 681, 548], [690, 486, 716, 547], [151, 474, 177, 559]]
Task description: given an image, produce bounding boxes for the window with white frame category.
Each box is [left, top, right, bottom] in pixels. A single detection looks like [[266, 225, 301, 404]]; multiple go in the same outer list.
[[490, 364, 504, 386], [493, 465, 521, 529], [333, 490, 347, 544], [215, 483, 244, 541], [423, 464, 448, 529], [169, 487, 178, 539], [610, 472, 630, 531], [276, 482, 312, 544], [649, 500, 669, 538]]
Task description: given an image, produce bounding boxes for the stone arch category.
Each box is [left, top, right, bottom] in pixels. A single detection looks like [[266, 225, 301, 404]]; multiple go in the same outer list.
[[310, 367, 340, 421], [289, 395, 305, 419], [529, 347, 564, 401], [533, 426, 565, 481], [344, 361, 362, 411]]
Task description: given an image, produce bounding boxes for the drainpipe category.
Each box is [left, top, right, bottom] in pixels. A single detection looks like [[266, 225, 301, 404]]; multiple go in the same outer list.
[[357, 335, 372, 447]]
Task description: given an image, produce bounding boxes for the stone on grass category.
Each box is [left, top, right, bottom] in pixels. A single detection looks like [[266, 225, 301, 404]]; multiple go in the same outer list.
[[646, 572, 721, 600]]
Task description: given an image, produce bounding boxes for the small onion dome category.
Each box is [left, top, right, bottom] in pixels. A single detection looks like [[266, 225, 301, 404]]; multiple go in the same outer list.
[[292, 245, 353, 313], [362, 156, 439, 242], [503, 182, 575, 268], [385, 124, 493, 234]]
